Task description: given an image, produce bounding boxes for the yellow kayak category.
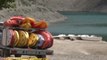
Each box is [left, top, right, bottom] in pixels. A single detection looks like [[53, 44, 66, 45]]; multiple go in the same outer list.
[[28, 33, 39, 47]]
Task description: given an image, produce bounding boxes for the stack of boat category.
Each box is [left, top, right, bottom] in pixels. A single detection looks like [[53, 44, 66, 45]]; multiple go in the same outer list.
[[2, 16, 54, 49], [53, 34, 103, 41]]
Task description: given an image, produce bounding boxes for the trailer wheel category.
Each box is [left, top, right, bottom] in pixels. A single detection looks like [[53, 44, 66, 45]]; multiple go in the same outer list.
[[46, 50, 53, 55], [15, 54, 21, 57], [36, 55, 46, 58], [2, 50, 10, 57]]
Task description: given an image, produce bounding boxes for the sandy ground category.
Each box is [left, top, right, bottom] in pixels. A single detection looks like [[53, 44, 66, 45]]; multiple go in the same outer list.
[[1, 39, 107, 60], [47, 39, 107, 60]]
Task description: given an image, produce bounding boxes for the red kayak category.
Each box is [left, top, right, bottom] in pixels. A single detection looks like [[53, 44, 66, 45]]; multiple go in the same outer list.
[[45, 31, 53, 48], [4, 16, 24, 27], [36, 30, 53, 49], [2, 29, 15, 47]]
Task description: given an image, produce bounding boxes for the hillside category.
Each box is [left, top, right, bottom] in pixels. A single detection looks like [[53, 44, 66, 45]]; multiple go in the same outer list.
[[0, 0, 66, 22], [19, 0, 107, 12], [0, 0, 107, 22], [46, 0, 107, 12]]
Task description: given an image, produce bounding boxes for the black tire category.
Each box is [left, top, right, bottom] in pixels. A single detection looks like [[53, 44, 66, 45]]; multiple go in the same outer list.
[[15, 54, 21, 57], [46, 50, 53, 55], [2, 49, 10, 57], [36, 55, 46, 58]]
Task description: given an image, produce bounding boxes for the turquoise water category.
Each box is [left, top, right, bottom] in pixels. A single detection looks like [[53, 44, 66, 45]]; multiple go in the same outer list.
[[48, 12, 107, 41]]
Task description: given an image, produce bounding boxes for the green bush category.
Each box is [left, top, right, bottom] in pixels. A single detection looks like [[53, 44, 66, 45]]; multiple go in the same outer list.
[[0, 0, 15, 9]]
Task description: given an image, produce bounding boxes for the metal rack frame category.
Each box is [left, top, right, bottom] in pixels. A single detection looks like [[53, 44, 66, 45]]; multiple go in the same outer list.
[[0, 27, 53, 58]]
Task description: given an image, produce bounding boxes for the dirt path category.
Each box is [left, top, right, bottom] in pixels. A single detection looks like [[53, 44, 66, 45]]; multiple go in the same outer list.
[[47, 39, 107, 60]]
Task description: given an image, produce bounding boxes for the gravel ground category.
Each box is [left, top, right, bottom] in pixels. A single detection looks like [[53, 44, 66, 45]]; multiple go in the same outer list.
[[47, 39, 107, 60]]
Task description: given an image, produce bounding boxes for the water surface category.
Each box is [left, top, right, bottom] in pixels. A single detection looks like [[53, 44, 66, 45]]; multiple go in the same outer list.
[[48, 12, 107, 41]]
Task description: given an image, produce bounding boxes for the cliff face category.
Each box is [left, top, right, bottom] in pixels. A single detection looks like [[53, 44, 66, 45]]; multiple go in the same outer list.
[[0, 0, 107, 22], [0, 0, 67, 22], [45, 0, 107, 12], [0, 5, 66, 22], [17, 0, 107, 12]]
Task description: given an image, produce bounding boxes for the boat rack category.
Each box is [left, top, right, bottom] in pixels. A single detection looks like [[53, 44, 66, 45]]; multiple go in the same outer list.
[[0, 26, 53, 58]]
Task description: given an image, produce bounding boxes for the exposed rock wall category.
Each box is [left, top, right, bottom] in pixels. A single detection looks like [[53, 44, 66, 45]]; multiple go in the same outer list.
[[16, 0, 107, 12], [0, 0, 107, 22], [45, 0, 107, 12], [0, 0, 67, 22]]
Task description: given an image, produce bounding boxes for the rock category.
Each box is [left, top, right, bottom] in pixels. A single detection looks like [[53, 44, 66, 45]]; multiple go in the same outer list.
[[0, 0, 67, 22], [45, 0, 107, 12]]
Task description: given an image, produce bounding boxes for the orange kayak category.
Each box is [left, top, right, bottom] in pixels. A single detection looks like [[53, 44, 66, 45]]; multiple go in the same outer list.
[[32, 20, 48, 29]]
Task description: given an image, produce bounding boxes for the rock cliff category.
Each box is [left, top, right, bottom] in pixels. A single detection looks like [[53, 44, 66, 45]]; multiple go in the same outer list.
[[0, 0, 107, 22], [45, 0, 107, 12], [16, 0, 107, 12], [0, 0, 66, 22]]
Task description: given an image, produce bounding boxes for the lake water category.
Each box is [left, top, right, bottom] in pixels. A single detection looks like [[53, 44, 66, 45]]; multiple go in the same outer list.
[[48, 12, 107, 41]]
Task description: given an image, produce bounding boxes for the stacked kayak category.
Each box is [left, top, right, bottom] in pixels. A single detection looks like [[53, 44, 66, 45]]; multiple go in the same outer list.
[[4, 16, 48, 29], [2, 16, 53, 49]]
